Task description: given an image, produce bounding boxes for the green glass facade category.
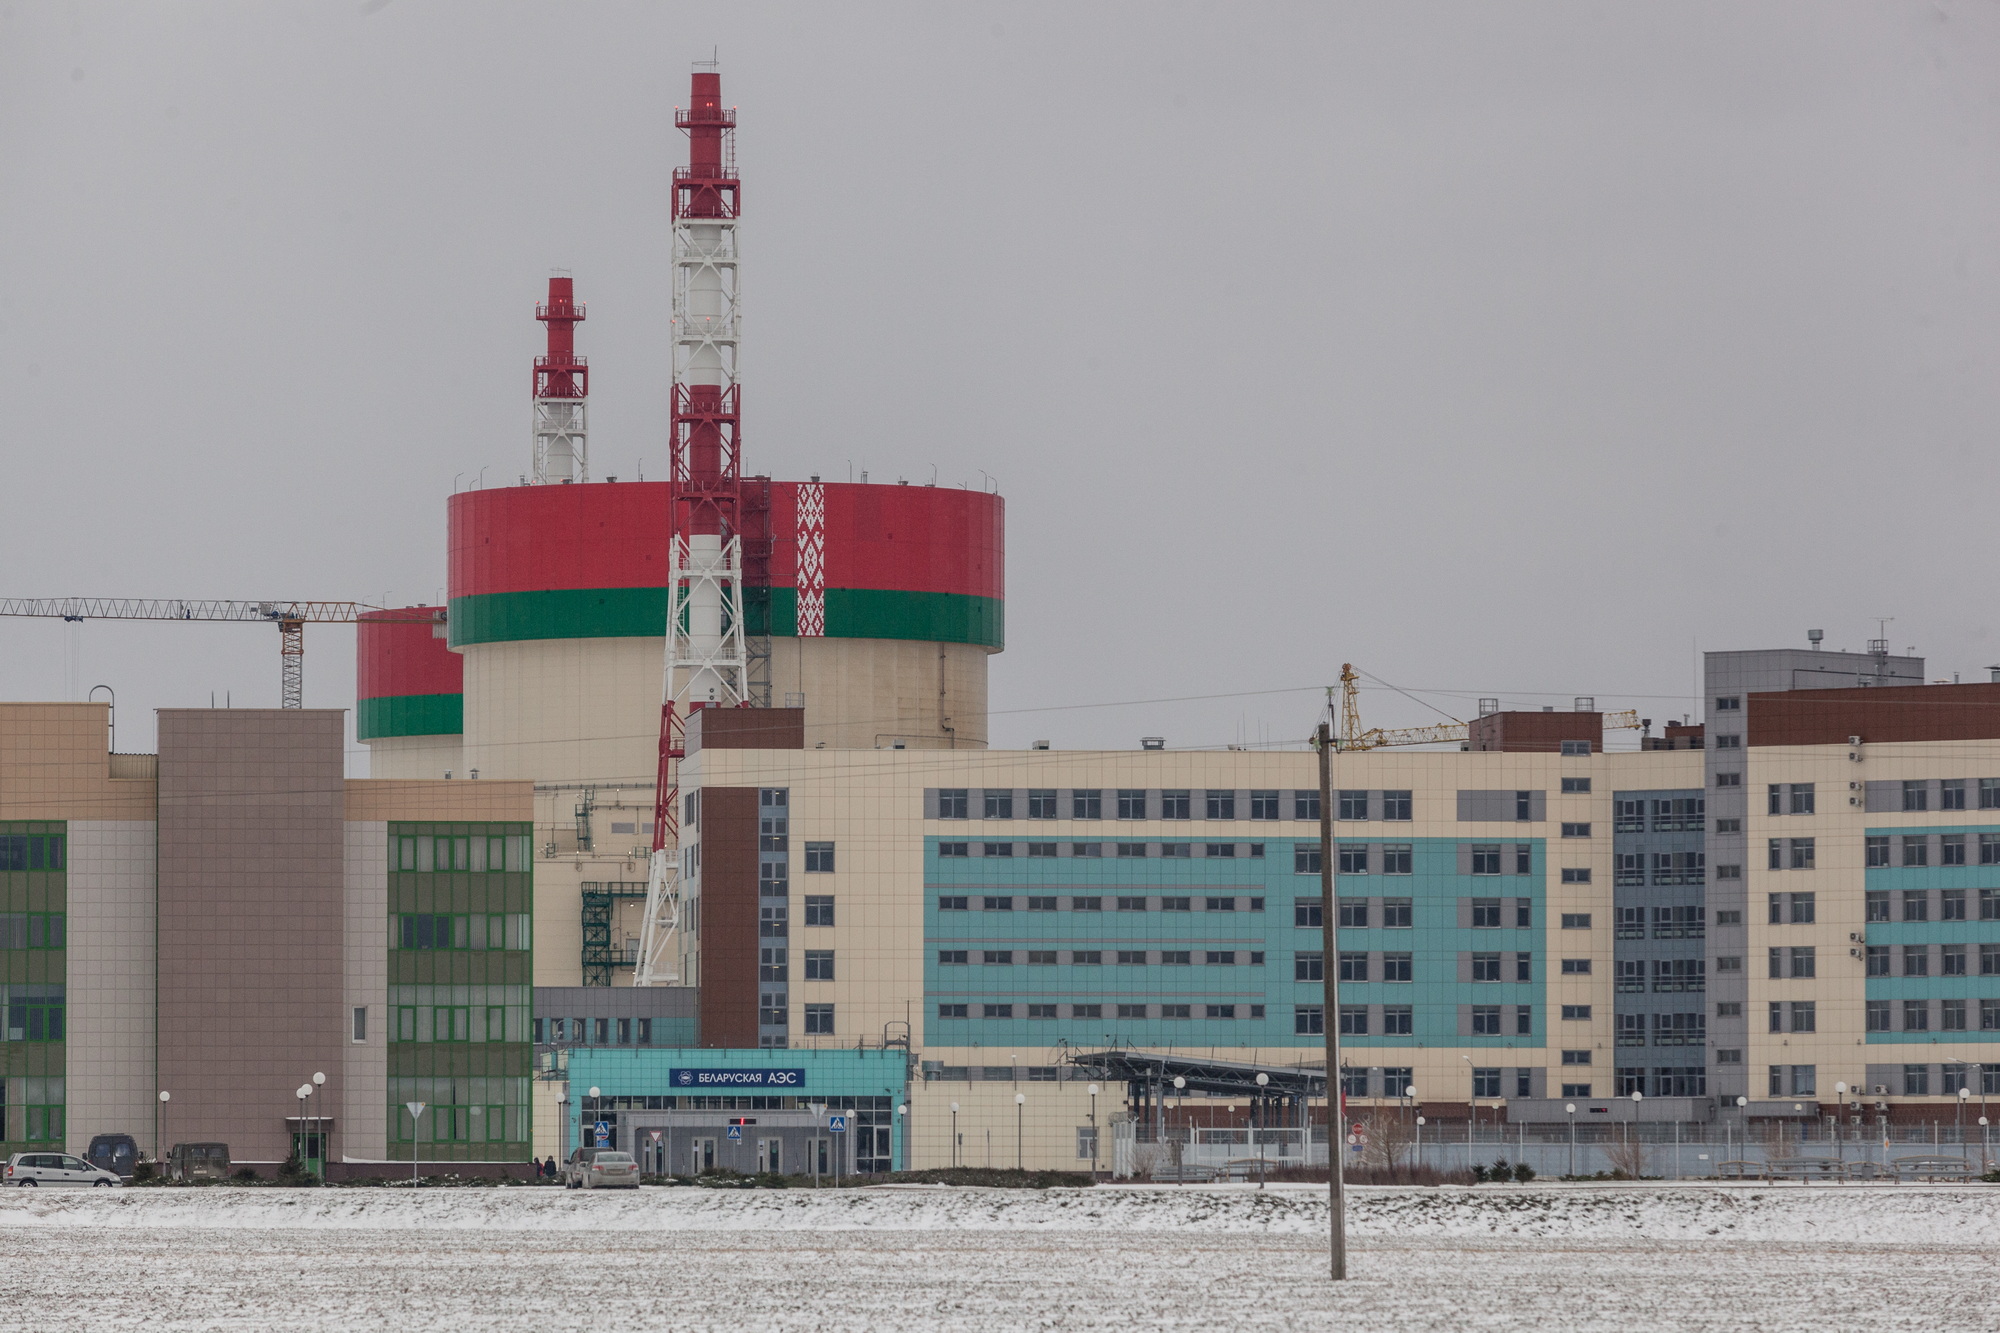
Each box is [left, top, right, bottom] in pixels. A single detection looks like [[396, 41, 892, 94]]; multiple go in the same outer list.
[[386, 823, 534, 1160], [0, 823, 66, 1150]]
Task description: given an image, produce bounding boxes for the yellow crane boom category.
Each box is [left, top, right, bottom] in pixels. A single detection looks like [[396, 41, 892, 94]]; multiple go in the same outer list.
[[1335, 664, 1640, 752]]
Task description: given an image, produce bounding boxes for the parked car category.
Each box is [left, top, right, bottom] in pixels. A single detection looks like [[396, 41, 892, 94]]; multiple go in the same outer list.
[[166, 1143, 231, 1183], [85, 1134, 140, 1180], [572, 1150, 639, 1190], [4, 1152, 121, 1187]]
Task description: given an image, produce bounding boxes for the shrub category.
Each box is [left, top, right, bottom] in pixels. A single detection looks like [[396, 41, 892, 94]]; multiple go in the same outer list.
[[1512, 1163, 1536, 1182], [131, 1161, 155, 1184], [232, 1166, 260, 1182]]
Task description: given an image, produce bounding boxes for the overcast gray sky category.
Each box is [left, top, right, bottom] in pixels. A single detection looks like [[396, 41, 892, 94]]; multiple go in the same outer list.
[[4, 2, 1998, 762]]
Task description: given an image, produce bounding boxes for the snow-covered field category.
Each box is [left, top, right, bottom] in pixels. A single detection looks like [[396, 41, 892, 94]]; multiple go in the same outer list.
[[0, 1184, 1995, 1331]]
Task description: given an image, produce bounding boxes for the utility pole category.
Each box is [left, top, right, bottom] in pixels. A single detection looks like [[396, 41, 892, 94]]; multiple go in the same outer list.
[[1317, 720, 1346, 1280]]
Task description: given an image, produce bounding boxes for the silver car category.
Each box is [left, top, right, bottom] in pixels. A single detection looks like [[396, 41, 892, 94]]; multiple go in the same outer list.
[[572, 1150, 639, 1189], [5, 1152, 122, 1187]]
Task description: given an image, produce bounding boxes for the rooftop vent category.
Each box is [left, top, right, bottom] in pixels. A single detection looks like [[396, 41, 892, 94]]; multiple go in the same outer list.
[[1140, 736, 1166, 751]]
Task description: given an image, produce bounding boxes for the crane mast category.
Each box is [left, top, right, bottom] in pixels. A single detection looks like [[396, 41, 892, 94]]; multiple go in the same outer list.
[[635, 64, 750, 988]]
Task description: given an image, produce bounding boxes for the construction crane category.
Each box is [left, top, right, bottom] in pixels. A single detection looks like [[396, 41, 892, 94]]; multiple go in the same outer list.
[[1334, 664, 1640, 752], [0, 599, 442, 708]]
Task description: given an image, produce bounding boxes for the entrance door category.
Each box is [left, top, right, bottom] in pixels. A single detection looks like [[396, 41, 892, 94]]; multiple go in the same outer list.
[[292, 1132, 326, 1177], [690, 1138, 716, 1174], [857, 1126, 891, 1173], [807, 1137, 829, 1177], [757, 1138, 782, 1174]]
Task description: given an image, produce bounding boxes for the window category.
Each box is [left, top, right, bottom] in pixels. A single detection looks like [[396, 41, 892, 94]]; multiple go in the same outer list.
[[1382, 953, 1413, 982], [1713, 734, 1741, 750], [1942, 944, 1967, 976], [1161, 896, 1191, 912], [938, 789, 969, 819], [1027, 843, 1058, 859], [1984, 778, 2000, 810], [1204, 790, 1236, 820], [1250, 790, 1280, 820], [1204, 950, 1236, 965], [1715, 910, 1741, 925], [1901, 837, 1928, 869], [1561, 913, 1591, 929], [1715, 696, 1740, 711], [1160, 790, 1191, 820], [1614, 853, 1644, 885], [760, 946, 789, 981], [1791, 947, 1816, 978], [1382, 898, 1413, 928], [1116, 1003, 1147, 1019], [1027, 896, 1058, 911], [937, 1003, 968, 1019], [1942, 835, 1966, 867], [1514, 900, 1532, 928], [983, 790, 1014, 819], [1160, 1004, 1192, 1020], [1561, 822, 1591, 838], [1861, 836, 1890, 869], [1560, 959, 1591, 976], [1561, 1004, 1591, 1020], [1295, 791, 1321, 820], [1865, 1000, 1890, 1031], [1071, 896, 1103, 912], [1338, 845, 1370, 875], [1715, 955, 1741, 973], [1561, 777, 1591, 794], [977, 896, 1012, 913], [1027, 1004, 1058, 1020], [1791, 784, 1815, 814], [1381, 844, 1412, 874], [1943, 1001, 1968, 1031], [1560, 1083, 1593, 1098], [1294, 1006, 1324, 1034], [1514, 953, 1532, 982], [1560, 740, 1591, 757], [1902, 779, 1929, 812], [804, 895, 835, 927], [799, 841, 834, 874], [1514, 844, 1533, 875], [1382, 791, 1412, 821], [803, 950, 834, 981], [1337, 899, 1368, 928], [1985, 835, 2000, 867], [1715, 818, 1741, 834], [1072, 950, 1102, 965], [982, 842, 1015, 859], [1988, 894, 2000, 927], [1338, 1005, 1369, 1035], [1382, 1006, 1413, 1035], [352, 1007, 367, 1042], [1904, 1003, 1931, 1034], [1715, 773, 1741, 788], [981, 1004, 1012, 1021], [937, 950, 968, 965], [1117, 789, 1147, 819], [1071, 789, 1102, 819], [1791, 1002, 1816, 1033], [1902, 890, 1929, 922], [1790, 892, 1815, 923], [1160, 842, 1191, 859], [1338, 790, 1368, 821], [1942, 889, 1966, 921], [1789, 838, 1814, 869], [938, 896, 968, 912], [1560, 868, 1591, 884], [1470, 845, 1501, 875], [939, 843, 970, 859], [982, 950, 1014, 965], [1561, 1050, 1592, 1066], [1472, 1006, 1502, 1035], [1072, 1004, 1103, 1020], [1116, 842, 1148, 859], [1865, 945, 1889, 977], [1071, 842, 1102, 858], [1768, 783, 1784, 816], [1471, 898, 1502, 928], [1294, 844, 1323, 874], [1295, 952, 1324, 981], [1902, 945, 1928, 977], [1161, 950, 1192, 965], [1339, 953, 1369, 982], [1116, 950, 1146, 965], [1294, 899, 1323, 928], [1471, 952, 1501, 982], [1027, 789, 1058, 819]]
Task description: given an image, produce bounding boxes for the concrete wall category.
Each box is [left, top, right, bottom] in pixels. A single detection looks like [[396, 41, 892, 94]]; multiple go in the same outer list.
[[65, 820, 157, 1155], [342, 822, 389, 1162]]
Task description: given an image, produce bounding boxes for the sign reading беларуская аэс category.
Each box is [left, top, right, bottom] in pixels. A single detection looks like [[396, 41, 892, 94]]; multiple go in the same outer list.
[[670, 1069, 806, 1089]]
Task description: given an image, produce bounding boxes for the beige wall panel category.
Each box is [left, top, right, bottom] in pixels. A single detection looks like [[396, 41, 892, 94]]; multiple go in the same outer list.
[[342, 822, 389, 1162], [0, 703, 154, 821], [65, 820, 157, 1155], [360, 735, 464, 782], [343, 779, 533, 823]]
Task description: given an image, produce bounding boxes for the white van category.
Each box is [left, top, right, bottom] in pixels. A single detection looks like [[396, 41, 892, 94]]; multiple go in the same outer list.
[[4, 1152, 122, 1187]]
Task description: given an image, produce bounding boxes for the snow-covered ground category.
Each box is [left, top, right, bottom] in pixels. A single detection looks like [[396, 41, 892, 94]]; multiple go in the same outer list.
[[0, 1184, 1994, 1331]]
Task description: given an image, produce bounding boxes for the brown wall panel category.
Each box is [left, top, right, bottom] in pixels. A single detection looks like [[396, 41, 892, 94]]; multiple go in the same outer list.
[[1748, 682, 2000, 747], [157, 710, 347, 1164], [1468, 711, 1602, 753], [685, 708, 805, 754], [697, 786, 760, 1049]]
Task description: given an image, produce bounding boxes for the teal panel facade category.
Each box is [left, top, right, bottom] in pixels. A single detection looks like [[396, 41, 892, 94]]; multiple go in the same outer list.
[[1862, 822, 2000, 1044]]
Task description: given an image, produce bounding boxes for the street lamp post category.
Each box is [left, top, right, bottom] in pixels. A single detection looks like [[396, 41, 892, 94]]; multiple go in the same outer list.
[[1833, 1083, 1847, 1169], [295, 1085, 310, 1174], [1404, 1082, 1418, 1174], [555, 1088, 569, 1180], [950, 1102, 960, 1169], [1565, 1103, 1576, 1178], [1014, 1093, 1025, 1171], [1172, 1076, 1187, 1181], [1087, 1084, 1100, 1178], [896, 1104, 907, 1173], [312, 1071, 327, 1178], [156, 1090, 170, 1174], [1255, 1072, 1270, 1188], [1958, 1087, 1972, 1160]]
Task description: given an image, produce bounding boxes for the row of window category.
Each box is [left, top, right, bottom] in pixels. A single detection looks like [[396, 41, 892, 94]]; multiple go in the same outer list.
[[937, 1001, 1272, 1021], [1611, 797, 1705, 832], [394, 834, 532, 874], [0, 835, 64, 873], [1612, 851, 1706, 886], [939, 948, 1268, 967], [1867, 887, 2000, 920], [1890, 778, 2000, 812], [393, 913, 532, 952], [1863, 943, 2000, 977], [1613, 959, 1707, 992], [938, 842, 1268, 860], [536, 1016, 668, 1046], [1873, 1064, 2000, 1096], [1614, 905, 1703, 939], [1866, 833, 1999, 867], [0, 913, 64, 950], [1613, 1013, 1706, 1046], [936, 894, 1266, 913], [937, 789, 1326, 821]]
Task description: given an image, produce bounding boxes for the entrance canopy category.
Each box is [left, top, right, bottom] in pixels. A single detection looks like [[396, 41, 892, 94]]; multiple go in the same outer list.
[[1065, 1049, 1327, 1100]]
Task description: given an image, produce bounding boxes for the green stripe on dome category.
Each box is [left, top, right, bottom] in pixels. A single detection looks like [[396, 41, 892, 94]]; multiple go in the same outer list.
[[447, 586, 1002, 650], [357, 693, 465, 741]]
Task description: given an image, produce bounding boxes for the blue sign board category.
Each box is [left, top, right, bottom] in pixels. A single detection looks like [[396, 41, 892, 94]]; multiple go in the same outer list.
[[593, 1121, 610, 1146], [671, 1068, 806, 1090], [827, 1115, 848, 1134], [726, 1124, 743, 1141]]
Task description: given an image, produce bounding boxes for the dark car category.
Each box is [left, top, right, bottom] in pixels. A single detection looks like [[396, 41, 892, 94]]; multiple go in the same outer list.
[[167, 1143, 231, 1182], [86, 1134, 140, 1180]]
